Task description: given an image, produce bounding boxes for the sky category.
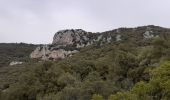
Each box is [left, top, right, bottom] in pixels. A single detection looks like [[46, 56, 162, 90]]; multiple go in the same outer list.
[[0, 0, 170, 44]]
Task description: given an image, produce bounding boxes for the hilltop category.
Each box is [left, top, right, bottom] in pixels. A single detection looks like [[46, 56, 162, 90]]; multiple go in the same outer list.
[[30, 25, 170, 60]]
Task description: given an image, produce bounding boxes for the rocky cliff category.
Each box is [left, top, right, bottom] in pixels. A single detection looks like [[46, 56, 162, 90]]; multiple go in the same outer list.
[[30, 25, 170, 60], [30, 29, 101, 60]]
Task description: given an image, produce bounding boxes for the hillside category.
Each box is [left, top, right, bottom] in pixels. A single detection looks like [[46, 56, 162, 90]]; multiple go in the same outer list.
[[1, 25, 170, 100], [0, 43, 37, 91], [0, 43, 37, 67]]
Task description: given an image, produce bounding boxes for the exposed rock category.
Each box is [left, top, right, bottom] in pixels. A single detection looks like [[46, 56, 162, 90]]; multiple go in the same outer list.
[[76, 43, 85, 48], [143, 31, 154, 39], [96, 35, 102, 41], [116, 34, 121, 41], [52, 30, 74, 45], [107, 37, 112, 42], [30, 45, 78, 60], [9, 61, 23, 66], [52, 29, 88, 45], [30, 45, 50, 60], [30, 29, 101, 60], [48, 49, 78, 60]]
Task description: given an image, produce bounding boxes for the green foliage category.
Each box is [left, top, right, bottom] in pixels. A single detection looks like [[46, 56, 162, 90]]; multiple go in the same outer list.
[[108, 61, 170, 100], [36, 93, 58, 100], [91, 94, 104, 100], [131, 82, 154, 100], [0, 43, 36, 91], [131, 62, 170, 100], [108, 92, 138, 100]]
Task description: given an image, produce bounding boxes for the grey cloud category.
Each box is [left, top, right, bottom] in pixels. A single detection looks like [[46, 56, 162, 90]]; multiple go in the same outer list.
[[0, 0, 170, 44]]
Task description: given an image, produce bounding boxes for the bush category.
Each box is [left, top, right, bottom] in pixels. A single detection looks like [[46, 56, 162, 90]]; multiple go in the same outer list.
[[91, 94, 104, 100]]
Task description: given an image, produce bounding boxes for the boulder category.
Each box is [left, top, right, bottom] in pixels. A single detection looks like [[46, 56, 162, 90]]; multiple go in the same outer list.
[[9, 61, 23, 66]]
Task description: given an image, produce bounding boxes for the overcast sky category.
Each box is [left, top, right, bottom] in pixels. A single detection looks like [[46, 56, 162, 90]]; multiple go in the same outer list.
[[0, 0, 170, 44]]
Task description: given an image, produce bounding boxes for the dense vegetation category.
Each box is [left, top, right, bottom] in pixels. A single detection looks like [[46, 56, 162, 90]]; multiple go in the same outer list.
[[1, 26, 170, 100], [0, 43, 36, 91]]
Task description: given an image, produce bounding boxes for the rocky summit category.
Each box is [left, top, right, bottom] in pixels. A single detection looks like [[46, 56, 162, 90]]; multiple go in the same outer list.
[[30, 25, 170, 60], [30, 29, 101, 60]]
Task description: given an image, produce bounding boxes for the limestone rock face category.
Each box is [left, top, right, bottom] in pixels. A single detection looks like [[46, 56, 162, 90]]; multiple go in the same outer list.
[[30, 45, 50, 60], [52, 29, 88, 45], [52, 30, 74, 45], [30, 45, 78, 60], [30, 29, 101, 60]]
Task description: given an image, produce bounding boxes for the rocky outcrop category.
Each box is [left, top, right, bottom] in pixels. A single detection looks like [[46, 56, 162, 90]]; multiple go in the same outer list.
[[30, 25, 169, 60], [116, 34, 122, 41], [30, 29, 103, 60], [9, 61, 23, 66], [30, 45, 50, 60], [30, 46, 78, 60], [143, 31, 154, 39]]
